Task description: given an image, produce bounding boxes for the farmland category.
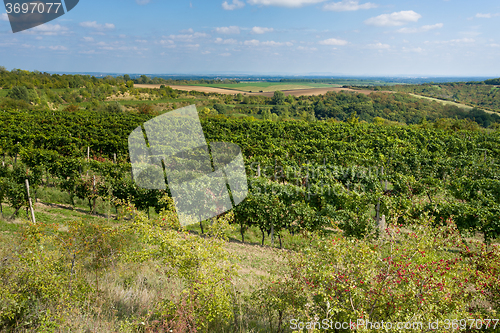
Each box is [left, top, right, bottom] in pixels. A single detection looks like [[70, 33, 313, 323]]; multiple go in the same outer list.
[[185, 82, 340, 92], [135, 83, 385, 97], [1, 69, 500, 332]]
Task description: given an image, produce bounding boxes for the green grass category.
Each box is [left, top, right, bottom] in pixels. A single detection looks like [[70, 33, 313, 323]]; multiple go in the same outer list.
[[0, 217, 22, 233], [0, 89, 9, 97]]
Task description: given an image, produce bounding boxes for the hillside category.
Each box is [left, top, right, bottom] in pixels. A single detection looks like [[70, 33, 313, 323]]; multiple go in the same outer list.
[[1, 68, 500, 331], [1, 69, 499, 128], [384, 80, 500, 113]]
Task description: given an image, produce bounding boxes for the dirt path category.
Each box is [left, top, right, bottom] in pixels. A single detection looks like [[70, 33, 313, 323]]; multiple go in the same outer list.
[[134, 84, 387, 97]]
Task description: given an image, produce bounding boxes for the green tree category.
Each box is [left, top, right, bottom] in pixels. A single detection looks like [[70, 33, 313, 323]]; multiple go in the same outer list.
[[200, 107, 215, 116], [262, 109, 272, 120], [7, 86, 29, 102], [272, 90, 285, 105], [346, 112, 359, 125]]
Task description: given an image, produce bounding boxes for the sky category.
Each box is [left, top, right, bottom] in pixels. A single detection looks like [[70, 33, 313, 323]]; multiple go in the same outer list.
[[0, 0, 499, 76]]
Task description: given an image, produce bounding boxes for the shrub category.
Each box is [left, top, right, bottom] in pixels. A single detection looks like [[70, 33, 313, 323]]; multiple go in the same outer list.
[[0, 222, 92, 331], [7, 86, 29, 102], [265, 218, 497, 330]]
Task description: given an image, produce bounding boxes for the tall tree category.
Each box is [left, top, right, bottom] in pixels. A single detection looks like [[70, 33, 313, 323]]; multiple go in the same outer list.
[[272, 90, 285, 105]]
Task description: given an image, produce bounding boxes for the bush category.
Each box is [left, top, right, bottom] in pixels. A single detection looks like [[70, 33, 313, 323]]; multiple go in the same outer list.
[[0, 222, 92, 331], [265, 218, 497, 328], [7, 86, 29, 102], [138, 104, 154, 115]]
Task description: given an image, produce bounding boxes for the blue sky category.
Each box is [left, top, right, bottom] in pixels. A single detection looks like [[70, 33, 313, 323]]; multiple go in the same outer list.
[[1, 0, 499, 76]]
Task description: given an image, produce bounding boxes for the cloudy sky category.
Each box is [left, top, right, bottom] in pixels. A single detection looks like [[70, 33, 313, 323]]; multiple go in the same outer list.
[[1, 0, 499, 76]]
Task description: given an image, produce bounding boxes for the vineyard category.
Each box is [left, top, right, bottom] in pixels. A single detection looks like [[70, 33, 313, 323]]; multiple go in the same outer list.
[[1, 71, 500, 332], [1, 108, 500, 242]]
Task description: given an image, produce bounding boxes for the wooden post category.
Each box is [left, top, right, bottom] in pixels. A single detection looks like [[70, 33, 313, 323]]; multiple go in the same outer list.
[[380, 215, 386, 236], [376, 199, 380, 226], [15, 142, 19, 164], [25, 179, 36, 224], [271, 224, 274, 246], [92, 175, 96, 214], [274, 159, 277, 181], [86, 147, 90, 176]]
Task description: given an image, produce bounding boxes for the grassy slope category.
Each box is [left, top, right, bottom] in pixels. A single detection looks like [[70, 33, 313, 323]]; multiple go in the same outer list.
[[408, 93, 498, 114]]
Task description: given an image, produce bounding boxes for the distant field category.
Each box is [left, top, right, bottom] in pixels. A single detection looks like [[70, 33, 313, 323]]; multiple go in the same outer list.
[[188, 82, 341, 92], [134, 84, 383, 97]]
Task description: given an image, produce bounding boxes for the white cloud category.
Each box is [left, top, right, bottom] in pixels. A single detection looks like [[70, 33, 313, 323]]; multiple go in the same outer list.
[[319, 38, 348, 45], [323, 0, 377, 11], [297, 46, 318, 51], [244, 39, 293, 46], [220, 52, 232, 56], [449, 38, 475, 43], [222, 0, 245, 10], [247, 0, 327, 8], [244, 39, 261, 46], [426, 38, 475, 45], [397, 23, 443, 33], [136, 0, 150, 4], [261, 40, 293, 46], [252, 26, 274, 34], [22, 23, 69, 35], [364, 10, 421, 27], [367, 42, 390, 49], [136, 39, 148, 43], [489, 43, 500, 47], [215, 37, 238, 44], [168, 32, 209, 42], [80, 21, 115, 30], [158, 40, 175, 48], [215, 26, 241, 34], [1, 13, 8, 21], [475, 13, 500, 18], [402, 46, 423, 53], [82, 37, 94, 42], [49, 45, 68, 51]]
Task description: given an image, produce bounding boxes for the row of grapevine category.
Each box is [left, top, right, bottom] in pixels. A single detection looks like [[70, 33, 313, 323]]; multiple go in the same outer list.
[[2, 109, 500, 242]]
